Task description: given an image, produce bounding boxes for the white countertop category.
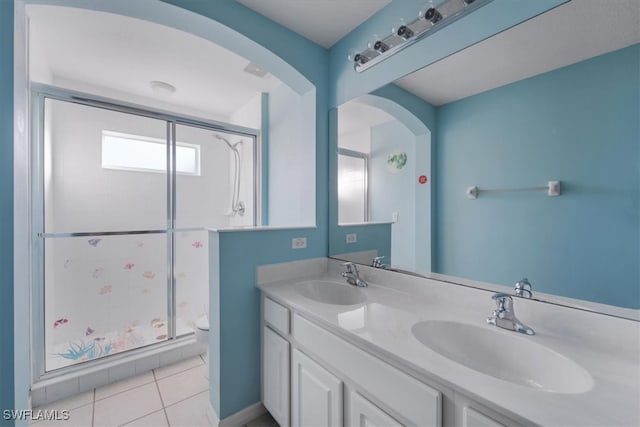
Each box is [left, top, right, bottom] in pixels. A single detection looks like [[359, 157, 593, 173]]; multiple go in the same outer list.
[[257, 258, 640, 427]]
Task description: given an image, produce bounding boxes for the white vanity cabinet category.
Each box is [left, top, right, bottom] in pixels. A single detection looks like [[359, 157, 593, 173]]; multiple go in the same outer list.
[[348, 390, 403, 427], [262, 297, 292, 427], [291, 349, 343, 427], [261, 294, 445, 427], [454, 395, 521, 427], [263, 326, 290, 426]]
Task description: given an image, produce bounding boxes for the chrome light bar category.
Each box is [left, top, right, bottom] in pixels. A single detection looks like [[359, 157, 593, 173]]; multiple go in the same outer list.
[[349, 0, 494, 73]]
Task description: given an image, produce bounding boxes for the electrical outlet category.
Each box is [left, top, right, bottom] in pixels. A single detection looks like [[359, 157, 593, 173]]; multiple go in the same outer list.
[[346, 233, 357, 244], [291, 237, 307, 249]]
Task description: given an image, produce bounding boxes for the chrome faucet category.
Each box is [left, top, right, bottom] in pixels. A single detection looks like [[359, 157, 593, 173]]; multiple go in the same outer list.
[[514, 278, 533, 298], [372, 256, 386, 269], [341, 262, 368, 287], [486, 292, 534, 335]]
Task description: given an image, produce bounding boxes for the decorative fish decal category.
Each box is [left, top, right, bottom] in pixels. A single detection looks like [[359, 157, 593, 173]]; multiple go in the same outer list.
[[136, 241, 145, 248], [150, 318, 165, 329], [92, 267, 104, 279], [98, 284, 112, 295], [53, 318, 69, 328], [88, 238, 102, 247], [124, 262, 135, 270], [192, 241, 203, 248], [142, 271, 156, 279], [64, 259, 72, 269], [85, 327, 95, 336], [142, 287, 152, 294]]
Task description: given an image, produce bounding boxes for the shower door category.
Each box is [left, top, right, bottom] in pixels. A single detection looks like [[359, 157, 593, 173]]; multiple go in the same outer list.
[[39, 98, 171, 372], [34, 88, 258, 374]]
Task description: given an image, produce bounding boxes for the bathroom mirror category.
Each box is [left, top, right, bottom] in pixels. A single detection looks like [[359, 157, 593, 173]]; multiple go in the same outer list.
[[330, 0, 640, 317]]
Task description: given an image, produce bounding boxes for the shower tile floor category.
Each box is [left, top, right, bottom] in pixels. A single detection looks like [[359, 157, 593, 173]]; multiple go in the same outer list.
[[31, 356, 279, 427]]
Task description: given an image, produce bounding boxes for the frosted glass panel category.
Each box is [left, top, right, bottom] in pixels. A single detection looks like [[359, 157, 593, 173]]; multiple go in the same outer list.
[[44, 99, 167, 233], [338, 154, 367, 223], [44, 234, 168, 372], [174, 230, 209, 337]]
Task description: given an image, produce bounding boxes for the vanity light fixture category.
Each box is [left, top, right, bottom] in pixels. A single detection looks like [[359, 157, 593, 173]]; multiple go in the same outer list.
[[348, 0, 493, 73]]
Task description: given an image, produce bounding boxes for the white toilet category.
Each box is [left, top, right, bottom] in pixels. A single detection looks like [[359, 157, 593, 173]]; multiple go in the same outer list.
[[195, 315, 210, 366]]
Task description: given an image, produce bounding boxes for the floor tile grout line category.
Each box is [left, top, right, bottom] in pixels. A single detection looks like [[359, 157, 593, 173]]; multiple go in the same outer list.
[[94, 376, 156, 403], [153, 369, 172, 427], [116, 408, 166, 427], [162, 389, 209, 410], [154, 361, 205, 381]]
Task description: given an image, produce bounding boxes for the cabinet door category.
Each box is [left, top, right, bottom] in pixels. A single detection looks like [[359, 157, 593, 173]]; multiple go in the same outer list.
[[461, 407, 506, 427], [348, 391, 402, 427], [292, 349, 343, 427], [263, 327, 290, 426]]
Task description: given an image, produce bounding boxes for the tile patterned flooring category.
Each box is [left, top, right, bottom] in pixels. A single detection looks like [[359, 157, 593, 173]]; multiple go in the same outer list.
[[31, 356, 278, 427]]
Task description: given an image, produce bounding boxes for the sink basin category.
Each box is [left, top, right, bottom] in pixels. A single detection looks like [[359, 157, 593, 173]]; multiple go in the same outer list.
[[296, 281, 366, 305], [411, 320, 593, 394]]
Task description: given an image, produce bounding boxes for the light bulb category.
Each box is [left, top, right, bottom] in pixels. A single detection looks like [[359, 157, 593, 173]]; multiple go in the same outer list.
[[347, 48, 367, 65], [391, 18, 414, 39], [347, 48, 358, 62], [367, 35, 389, 53]]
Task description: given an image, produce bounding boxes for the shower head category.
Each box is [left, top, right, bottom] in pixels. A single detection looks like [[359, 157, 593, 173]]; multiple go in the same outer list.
[[214, 133, 242, 150]]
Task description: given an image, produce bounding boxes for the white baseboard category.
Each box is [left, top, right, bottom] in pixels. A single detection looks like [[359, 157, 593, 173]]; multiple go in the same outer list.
[[219, 402, 267, 427]]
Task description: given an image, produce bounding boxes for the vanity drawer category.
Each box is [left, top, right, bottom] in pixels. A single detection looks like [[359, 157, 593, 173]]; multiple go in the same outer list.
[[293, 314, 442, 427], [264, 297, 290, 335]]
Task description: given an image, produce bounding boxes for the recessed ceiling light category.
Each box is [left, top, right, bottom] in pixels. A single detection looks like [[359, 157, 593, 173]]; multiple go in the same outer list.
[[150, 80, 176, 95]]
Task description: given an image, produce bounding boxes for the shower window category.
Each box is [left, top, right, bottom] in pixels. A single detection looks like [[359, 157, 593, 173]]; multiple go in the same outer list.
[[33, 86, 259, 375], [102, 131, 201, 176]]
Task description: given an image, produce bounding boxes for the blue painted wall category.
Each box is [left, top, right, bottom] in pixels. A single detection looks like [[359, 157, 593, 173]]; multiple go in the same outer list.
[[329, 224, 392, 263], [371, 120, 417, 270], [1, 1, 15, 424], [217, 228, 325, 418], [434, 44, 640, 308]]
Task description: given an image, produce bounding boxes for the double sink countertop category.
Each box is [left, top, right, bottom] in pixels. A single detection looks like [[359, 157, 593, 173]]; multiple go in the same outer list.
[[257, 258, 640, 427]]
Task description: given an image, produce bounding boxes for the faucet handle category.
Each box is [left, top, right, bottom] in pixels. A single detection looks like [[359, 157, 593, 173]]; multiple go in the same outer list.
[[372, 256, 386, 268], [491, 292, 513, 312], [514, 278, 533, 298]]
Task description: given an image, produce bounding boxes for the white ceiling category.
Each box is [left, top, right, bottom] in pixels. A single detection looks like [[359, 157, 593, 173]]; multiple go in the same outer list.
[[236, 0, 391, 48], [27, 5, 283, 120], [338, 100, 395, 136], [395, 0, 640, 106]]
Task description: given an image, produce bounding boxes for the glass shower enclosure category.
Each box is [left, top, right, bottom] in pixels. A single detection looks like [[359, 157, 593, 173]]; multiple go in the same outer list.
[[32, 86, 258, 375]]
